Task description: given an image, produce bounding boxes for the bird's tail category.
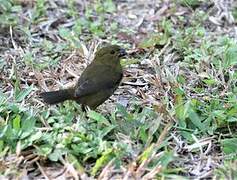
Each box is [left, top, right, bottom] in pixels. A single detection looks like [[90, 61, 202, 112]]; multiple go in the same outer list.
[[40, 89, 75, 104]]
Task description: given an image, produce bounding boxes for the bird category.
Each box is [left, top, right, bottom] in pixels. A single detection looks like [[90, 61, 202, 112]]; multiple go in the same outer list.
[[40, 45, 127, 110]]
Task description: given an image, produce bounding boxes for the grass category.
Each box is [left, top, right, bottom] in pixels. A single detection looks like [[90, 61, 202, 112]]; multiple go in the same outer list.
[[0, 0, 237, 179]]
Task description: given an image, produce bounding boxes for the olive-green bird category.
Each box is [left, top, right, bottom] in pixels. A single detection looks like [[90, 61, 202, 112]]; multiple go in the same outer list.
[[40, 45, 126, 110]]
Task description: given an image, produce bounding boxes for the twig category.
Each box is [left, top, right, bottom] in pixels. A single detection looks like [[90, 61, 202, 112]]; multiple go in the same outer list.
[[36, 161, 52, 180]]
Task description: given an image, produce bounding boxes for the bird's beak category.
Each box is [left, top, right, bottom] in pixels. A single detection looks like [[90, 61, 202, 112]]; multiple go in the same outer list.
[[119, 48, 127, 57]]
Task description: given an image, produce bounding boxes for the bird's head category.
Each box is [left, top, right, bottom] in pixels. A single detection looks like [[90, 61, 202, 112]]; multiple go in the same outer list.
[[94, 45, 127, 65]]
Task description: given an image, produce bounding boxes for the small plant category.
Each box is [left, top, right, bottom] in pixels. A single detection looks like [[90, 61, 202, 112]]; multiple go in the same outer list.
[[0, 0, 21, 27], [179, 0, 202, 8]]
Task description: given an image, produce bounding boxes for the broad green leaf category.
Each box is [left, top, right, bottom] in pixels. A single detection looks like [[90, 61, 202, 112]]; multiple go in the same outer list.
[[103, 0, 116, 13], [21, 117, 36, 137], [158, 151, 175, 167], [188, 108, 205, 131], [15, 85, 34, 102], [92, 148, 114, 176], [221, 138, 237, 155], [49, 148, 64, 162], [59, 28, 71, 40], [138, 144, 154, 163], [37, 144, 53, 157], [87, 110, 111, 126], [224, 46, 237, 68], [13, 114, 21, 130], [67, 154, 85, 173]]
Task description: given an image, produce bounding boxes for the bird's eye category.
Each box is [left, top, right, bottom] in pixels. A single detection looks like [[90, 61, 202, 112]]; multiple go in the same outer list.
[[110, 50, 115, 54]]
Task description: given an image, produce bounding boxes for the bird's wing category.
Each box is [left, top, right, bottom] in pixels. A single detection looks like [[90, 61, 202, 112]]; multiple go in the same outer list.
[[74, 65, 122, 97]]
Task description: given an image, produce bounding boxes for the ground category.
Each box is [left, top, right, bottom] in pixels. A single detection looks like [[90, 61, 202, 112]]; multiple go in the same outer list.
[[0, 0, 237, 179]]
